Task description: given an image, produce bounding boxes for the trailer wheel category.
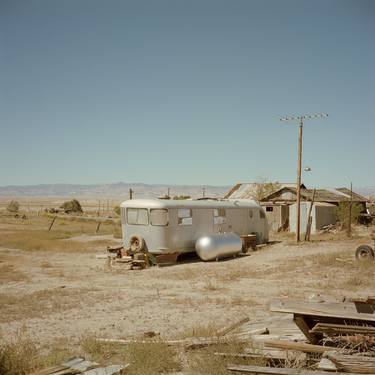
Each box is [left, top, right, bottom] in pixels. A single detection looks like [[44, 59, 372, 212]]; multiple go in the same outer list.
[[129, 235, 145, 253], [355, 245, 374, 261]]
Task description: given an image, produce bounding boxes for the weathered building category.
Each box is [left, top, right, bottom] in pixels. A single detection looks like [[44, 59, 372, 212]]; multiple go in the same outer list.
[[224, 183, 369, 233], [262, 187, 369, 233]]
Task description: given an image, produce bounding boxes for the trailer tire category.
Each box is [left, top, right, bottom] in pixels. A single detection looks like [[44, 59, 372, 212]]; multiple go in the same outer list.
[[355, 245, 374, 261], [129, 235, 145, 253]]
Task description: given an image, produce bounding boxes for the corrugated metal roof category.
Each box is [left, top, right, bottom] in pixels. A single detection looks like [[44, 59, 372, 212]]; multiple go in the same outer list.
[[261, 187, 369, 203], [224, 182, 301, 200]]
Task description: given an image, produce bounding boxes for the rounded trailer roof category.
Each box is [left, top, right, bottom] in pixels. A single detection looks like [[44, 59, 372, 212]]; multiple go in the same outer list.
[[120, 198, 260, 209]]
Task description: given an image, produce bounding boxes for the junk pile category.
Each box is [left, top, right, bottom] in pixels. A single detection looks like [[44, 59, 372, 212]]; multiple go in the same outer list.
[[227, 297, 375, 374], [98, 245, 180, 270], [95, 296, 375, 374], [29, 356, 128, 375]]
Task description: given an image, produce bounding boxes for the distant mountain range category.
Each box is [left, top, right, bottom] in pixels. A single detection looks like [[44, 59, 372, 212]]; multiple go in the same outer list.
[[0, 182, 230, 199], [0, 182, 373, 199]]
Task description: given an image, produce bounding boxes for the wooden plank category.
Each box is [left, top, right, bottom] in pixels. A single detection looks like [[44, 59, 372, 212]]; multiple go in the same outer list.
[[263, 339, 336, 353], [293, 314, 320, 344], [311, 322, 375, 336], [216, 317, 250, 336], [215, 349, 305, 361], [271, 299, 375, 322], [318, 357, 338, 371], [227, 364, 363, 374], [326, 352, 375, 374], [97, 336, 249, 349]]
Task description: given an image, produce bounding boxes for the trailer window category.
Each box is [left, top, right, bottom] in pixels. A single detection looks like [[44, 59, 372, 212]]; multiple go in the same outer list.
[[259, 209, 265, 219], [214, 208, 226, 224], [127, 208, 149, 225], [150, 209, 169, 226], [178, 208, 192, 225], [266, 206, 273, 212]]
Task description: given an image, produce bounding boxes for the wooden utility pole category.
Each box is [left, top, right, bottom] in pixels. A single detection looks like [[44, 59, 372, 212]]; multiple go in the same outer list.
[[129, 188, 133, 200], [296, 120, 303, 242], [348, 182, 353, 237], [304, 188, 316, 241], [280, 113, 328, 242]]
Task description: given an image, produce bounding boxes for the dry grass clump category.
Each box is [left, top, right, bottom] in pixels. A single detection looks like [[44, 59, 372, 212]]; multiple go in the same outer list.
[[124, 341, 181, 375], [202, 278, 224, 291], [185, 338, 265, 375], [179, 323, 223, 339], [80, 334, 181, 375], [80, 334, 120, 362], [0, 213, 120, 252], [0, 287, 96, 323], [0, 230, 118, 252], [0, 263, 28, 284], [0, 230, 84, 252], [216, 266, 259, 282], [40, 337, 76, 368], [0, 333, 40, 375]]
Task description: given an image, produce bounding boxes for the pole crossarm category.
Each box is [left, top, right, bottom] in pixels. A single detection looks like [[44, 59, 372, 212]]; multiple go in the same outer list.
[[280, 113, 328, 122]]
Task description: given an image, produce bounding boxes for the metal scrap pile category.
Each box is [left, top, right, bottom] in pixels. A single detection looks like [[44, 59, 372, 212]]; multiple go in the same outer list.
[[226, 296, 375, 374]]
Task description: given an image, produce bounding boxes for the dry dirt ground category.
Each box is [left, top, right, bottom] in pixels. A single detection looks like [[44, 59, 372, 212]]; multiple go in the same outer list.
[[1, 221, 374, 355]]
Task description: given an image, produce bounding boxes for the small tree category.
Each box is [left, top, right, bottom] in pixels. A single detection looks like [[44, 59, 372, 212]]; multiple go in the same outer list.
[[253, 180, 281, 202], [334, 202, 362, 229], [7, 200, 19, 213], [114, 206, 121, 215], [60, 199, 83, 214], [173, 195, 191, 200]]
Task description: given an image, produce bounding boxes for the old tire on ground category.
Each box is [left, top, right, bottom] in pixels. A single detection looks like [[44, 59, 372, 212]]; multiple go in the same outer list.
[[355, 245, 374, 260], [129, 235, 145, 253]]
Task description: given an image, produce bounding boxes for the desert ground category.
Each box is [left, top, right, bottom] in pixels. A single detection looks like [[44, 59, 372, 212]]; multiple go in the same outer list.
[[0, 207, 374, 374]]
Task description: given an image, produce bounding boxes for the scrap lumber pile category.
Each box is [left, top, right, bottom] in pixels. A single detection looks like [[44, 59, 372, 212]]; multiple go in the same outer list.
[[98, 246, 180, 270], [227, 297, 375, 374], [29, 356, 128, 375]]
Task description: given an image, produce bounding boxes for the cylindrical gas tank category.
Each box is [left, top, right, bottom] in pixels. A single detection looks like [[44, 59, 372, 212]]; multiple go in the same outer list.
[[195, 233, 242, 261]]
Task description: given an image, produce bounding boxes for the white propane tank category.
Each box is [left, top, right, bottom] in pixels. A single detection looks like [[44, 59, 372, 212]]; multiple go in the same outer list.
[[195, 233, 243, 261]]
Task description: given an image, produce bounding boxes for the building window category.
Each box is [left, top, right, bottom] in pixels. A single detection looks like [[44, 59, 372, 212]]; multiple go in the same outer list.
[[214, 208, 226, 224], [266, 206, 273, 212], [178, 208, 192, 225], [150, 209, 169, 226], [259, 210, 266, 219], [249, 209, 253, 218], [127, 208, 149, 225]]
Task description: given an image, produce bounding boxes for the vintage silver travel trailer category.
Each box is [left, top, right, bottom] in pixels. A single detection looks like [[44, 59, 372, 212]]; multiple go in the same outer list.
[[120, 199, 268, 255]]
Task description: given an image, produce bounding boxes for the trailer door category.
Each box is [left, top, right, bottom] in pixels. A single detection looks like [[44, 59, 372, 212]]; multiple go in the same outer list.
[[192, 209, 214, 240]]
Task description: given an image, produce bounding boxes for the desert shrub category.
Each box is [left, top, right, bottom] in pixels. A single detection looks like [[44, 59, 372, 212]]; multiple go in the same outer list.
[[253, 179, 281, 202], [124, 341, 181, 375], [0, 334, 39, 375], [334, 202, 362, 229], [80, 335, 181, 375], [6, 200, 19, 213], [113, 206, 121, 215], [173, 195, 191, 200], [60, 199, 83, 214]]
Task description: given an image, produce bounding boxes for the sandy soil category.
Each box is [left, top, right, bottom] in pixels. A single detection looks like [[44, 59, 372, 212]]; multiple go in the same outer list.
[[1, 231, 374, 349]]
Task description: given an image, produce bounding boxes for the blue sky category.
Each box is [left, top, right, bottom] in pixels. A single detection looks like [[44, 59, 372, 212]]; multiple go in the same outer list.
[[0, 0, 374, 188]]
